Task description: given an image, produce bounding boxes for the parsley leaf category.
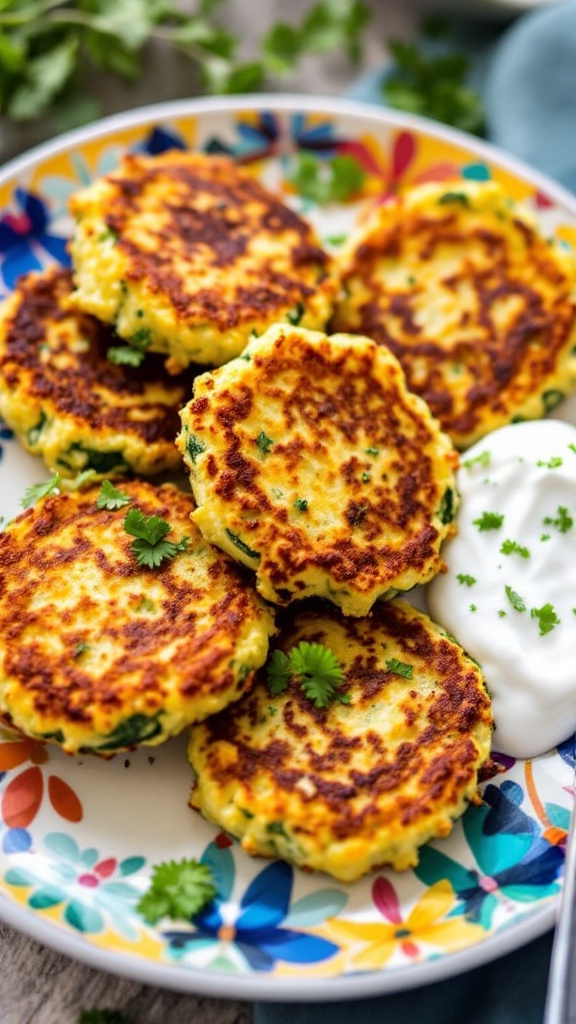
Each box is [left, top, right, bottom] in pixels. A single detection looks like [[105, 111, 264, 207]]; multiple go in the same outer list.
[[500, 539, 530, 559], [286, 151, 366, 204], [530, 603, 560, 636], [382, 34, 485, 136], [385, 658, 413, 679], [457, 573, 476, 587], [543, 505, 573, 533], [473, 511, 504, 531], [266, 642, 348, 708], [107, 345, 146, 367], [505, 585, 526, 613], [21, 473, 61, 508], [256, 431, 274, 454], [123, 508, 189, 568], [266, 650, 291, 696], [0, 0, 369, 125], [137, 858, 217, 925], [97, 479, 131, 510]]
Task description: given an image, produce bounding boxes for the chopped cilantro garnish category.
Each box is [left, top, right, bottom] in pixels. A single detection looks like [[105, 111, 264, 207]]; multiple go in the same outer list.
[[462, 450, 491, 469], [361, 471, 371, 483], [266, 642, 348, 709], [294, 498, 309, 512], [21, 473, 61, 508], [505, 585, 526, 613], [123, 508, 189, 568], [568, 443, 576, 455], [543, 505, 573, 533], [500, 539, 530, 558], [457, 573, 476, 587], [256, 431, 274, 454], [469, 603, 477, 612], [97, 480, 131, 511], [365, 447, 380, 456], [541, 533, 551, 542], [286, 301, 305, 325], [137, 858, 217, 925], [530, 603, 560, 636], [107, 346, 145, 367], [386, 658, 414, 679], [473, 511, 504, 531], [73, 642, 89, 659], [537, 456, 563, 468], [287, 151, 365, 204]]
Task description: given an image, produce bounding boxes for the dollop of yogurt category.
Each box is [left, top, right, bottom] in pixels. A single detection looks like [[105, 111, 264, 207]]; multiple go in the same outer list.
[[427, 419, 576, 759]]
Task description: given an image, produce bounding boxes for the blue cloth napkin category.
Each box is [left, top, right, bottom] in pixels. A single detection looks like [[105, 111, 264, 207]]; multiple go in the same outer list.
[[255, 4, 576, 1021]]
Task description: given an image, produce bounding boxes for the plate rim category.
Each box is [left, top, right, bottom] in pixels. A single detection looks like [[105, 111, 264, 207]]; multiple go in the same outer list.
[[0, 90, 571, 1001]]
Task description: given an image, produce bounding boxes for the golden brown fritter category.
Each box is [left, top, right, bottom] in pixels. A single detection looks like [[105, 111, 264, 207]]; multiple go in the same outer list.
[[0, 266, 198, 478], [0, 479, 275, 754], [188, 598, 493, 881], [177, 324, 459, 616], [68, 150, 336, 369], [331, 180, 576, 448]]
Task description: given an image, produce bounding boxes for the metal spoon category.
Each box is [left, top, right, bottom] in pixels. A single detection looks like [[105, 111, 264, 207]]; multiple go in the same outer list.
[[543, 772, 576, 1024]]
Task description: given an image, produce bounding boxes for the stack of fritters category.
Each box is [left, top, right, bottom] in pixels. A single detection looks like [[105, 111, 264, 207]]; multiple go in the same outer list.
[[17, 152, 576, 879]]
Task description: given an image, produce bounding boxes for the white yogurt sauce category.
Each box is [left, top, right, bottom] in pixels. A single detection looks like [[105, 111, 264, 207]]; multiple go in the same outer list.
[[427, 419, 576, 759]]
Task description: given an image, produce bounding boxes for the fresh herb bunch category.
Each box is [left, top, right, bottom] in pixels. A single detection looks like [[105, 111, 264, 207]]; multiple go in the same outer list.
[[382, 18, 485, 136], [0, 0, 369, 126]]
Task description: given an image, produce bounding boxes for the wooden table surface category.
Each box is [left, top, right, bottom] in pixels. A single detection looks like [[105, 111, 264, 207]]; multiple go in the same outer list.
[[0, 2, 416, 1021]]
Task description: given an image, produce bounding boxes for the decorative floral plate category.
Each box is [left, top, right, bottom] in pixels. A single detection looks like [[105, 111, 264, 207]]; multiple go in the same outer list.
[[0, 96, 575, 1001]]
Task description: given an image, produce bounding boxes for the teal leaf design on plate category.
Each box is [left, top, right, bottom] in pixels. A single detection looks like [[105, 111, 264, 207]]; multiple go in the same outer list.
[[284, 889, 349, 928]]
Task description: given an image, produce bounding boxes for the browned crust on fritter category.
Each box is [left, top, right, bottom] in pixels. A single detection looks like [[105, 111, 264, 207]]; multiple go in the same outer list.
[[0, 481, 270, 748], [193, 598, 492, 842], [76, 151, 331, 330], [331, 194, 576, 445], [184, 328, 457, 605], [0, 267, 195, 443]]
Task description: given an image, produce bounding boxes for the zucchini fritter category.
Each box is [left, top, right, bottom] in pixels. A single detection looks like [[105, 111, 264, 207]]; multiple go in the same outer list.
[[188, 599, 493, 881], [177, 324, 459, 616], [68, 150, 336, 370], [0, 267, 197, 479], [331, 180, 576, 448], [0, 480, 275, 754]]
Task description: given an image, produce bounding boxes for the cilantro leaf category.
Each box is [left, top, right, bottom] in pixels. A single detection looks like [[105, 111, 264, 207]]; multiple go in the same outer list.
[[462, 450, 491, 470], [266, 650, 291, 696], [97, 479, 131, 510], [500, 539, 530, 559], [383, 37, 485, 136], [530, 603, 560, 636], [385, 658, 413, 679], [543, 505, 573, 533], [21, 473, 61, 508], [137, 858, 217, 925], [107, 345, 146, 367], [123, 507, 189, 568], [286, 151, 365, 204], [457, 573, 476, 587], [473, 511, 504, 531], [266, 641, 348, 708], [290, 641, 348, 708], [505, 585, 526, 613]]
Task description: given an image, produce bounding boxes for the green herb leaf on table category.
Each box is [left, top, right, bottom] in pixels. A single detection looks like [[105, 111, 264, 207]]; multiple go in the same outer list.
[[0, 0, 369, 125], [382, 35, 485, 137], [137, 858, 217, 925], [123, 507, 189, 568]]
